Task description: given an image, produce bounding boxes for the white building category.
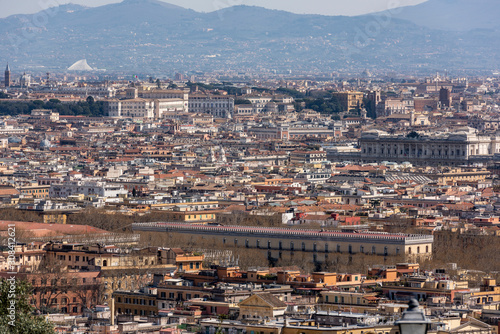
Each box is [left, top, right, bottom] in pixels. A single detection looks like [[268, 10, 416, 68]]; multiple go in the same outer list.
[[49, 181, 128, 198], [106, 98, 155, 119], [359, 127, 500, 165], [188, 95, 234, 118], [56, 86, 116, 98]]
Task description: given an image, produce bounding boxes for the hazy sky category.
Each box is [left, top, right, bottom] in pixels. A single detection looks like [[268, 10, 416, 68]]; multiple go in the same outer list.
[[0, 0, 428, 18]]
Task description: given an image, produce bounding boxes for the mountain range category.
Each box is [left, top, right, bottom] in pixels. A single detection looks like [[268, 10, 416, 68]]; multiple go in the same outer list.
[[0, 0, 498, 75]]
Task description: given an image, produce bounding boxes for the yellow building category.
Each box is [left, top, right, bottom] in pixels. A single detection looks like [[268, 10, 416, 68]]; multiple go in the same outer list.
[[332, 91, 364, 112], [113, 288, 158, 316], [19, 184, 50, 199], [158, 210, 217, 222], [238, 293, 287, 322]]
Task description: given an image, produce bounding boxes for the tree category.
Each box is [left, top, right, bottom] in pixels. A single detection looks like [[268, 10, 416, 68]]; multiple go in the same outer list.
[[0, 279, 55, 334], [406, 131, 420, 139], [363, 97, 377, 119], [234, 99, 252, 105]]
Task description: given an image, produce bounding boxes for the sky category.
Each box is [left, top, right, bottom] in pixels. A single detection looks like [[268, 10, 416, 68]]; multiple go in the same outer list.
[[0, 0, 428, 18]]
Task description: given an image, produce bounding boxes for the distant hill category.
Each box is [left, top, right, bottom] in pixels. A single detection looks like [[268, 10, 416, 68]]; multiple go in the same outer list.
[[375, 0, 500, 31], [0, 0, 498, 74]]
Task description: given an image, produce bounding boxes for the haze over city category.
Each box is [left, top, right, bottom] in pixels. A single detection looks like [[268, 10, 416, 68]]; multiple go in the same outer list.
[[1, 0, 428, 17]]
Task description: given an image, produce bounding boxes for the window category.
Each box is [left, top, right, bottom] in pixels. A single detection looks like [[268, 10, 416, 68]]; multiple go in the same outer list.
[[325, 244, 328, 253], [290, 242, 294, 251], [302, 242, 306, 251]]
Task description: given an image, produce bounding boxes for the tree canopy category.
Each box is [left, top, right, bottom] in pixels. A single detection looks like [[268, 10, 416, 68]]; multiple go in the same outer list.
[[0, 279, 55, 334], [0, 100, 106, 117]]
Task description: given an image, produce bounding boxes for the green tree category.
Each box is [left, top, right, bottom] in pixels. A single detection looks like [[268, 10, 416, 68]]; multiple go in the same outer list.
[[234, 99, 252, 105], [0, 279, 55, 334], [363, 97, 377, 119]]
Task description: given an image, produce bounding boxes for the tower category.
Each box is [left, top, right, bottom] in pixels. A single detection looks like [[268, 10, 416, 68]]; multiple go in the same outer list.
[[439, 87, 452, 108], [4, 64, 10, 88]]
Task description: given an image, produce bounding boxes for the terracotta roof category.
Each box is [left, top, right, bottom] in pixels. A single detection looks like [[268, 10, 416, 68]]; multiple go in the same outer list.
[[253, 293, 287, 308], [0, 220, 109, 236]]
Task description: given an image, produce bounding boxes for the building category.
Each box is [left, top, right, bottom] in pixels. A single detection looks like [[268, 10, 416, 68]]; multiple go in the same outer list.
[[106, 98, 155, 119], [49, 181, 128, 198], [358, 128, 500, 166], [132, 222, 434, 263], [376, 98, 414, 118], [290, 151, 327, 164], [332, 91, 364, 112], [440, 87, 452, 108], [238, 293, 287, 322], [113, 287, 158, 316], [188, 95, 235, 118]]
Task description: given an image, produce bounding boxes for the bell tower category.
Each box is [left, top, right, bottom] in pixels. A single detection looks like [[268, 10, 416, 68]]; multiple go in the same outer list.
[[4, 64, 10, 88]]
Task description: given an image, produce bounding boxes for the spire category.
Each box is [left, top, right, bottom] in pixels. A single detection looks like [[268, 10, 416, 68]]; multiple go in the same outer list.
[[5, 63, 10, 72]]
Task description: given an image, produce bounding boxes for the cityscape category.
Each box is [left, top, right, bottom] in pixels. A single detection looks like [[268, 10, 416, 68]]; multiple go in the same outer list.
[[0, 0, 500, 334]]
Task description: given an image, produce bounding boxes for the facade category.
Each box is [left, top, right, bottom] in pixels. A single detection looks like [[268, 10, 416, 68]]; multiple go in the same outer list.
[[188, 95, 235, 118], [114, 288, 158, 316], [376, 98, 414, 118], [238, 293, 287, 322], [245, 95, 273, 113], [358, 128, 500, 166], [155, 99, 186, 119], [332, 91, 364, 111], [107, 98, 155, 118], [56, 86, 116, 98], [132, 222, 434, 262], [49, 181, 128, 198], [290, 150, 327, 164]]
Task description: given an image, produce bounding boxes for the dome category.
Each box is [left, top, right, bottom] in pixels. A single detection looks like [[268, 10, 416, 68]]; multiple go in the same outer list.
[[40, 139, 51, 148], [8, 136, 21, 144]]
